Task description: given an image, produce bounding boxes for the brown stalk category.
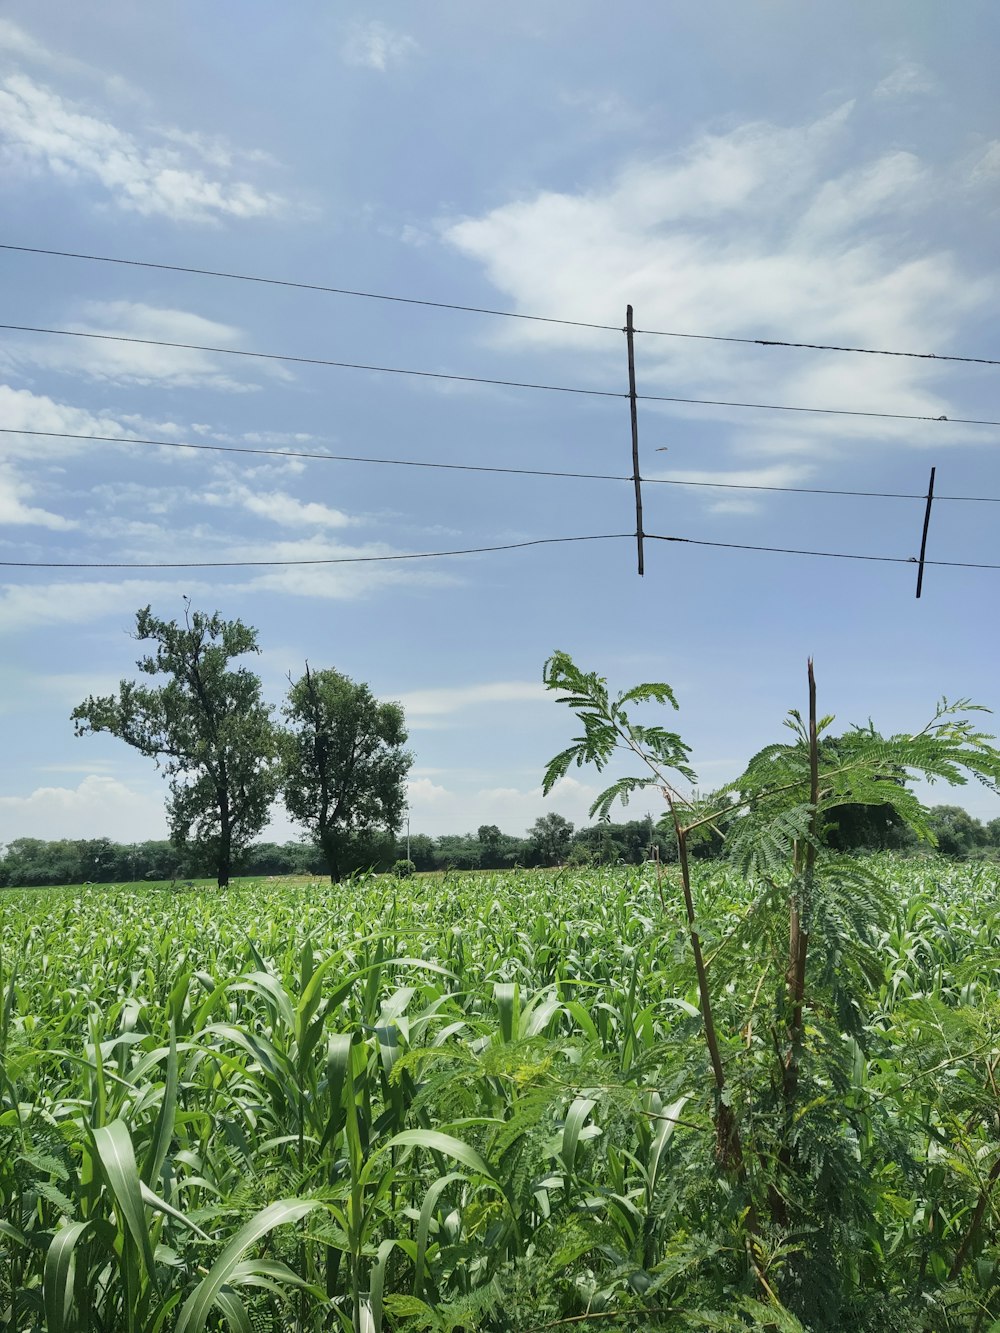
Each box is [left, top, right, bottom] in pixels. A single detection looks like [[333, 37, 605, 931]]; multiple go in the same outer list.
[[670, 801, 743, 1171], [784, 659, 818, 1105], [950, 1153, 1000, 1280]]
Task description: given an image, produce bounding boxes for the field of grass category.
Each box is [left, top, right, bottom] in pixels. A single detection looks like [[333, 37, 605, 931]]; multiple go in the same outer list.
[[2, 858, 1000, 1331]]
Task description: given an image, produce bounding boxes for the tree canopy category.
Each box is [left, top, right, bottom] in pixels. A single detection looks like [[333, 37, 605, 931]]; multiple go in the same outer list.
[[71, 603, 278, 887], [280, 665, 412, 881]]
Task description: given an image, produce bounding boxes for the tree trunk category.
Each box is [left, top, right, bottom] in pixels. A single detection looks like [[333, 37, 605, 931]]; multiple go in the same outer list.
[[217, 789, 232, 889], [321, 830, 341, 884]]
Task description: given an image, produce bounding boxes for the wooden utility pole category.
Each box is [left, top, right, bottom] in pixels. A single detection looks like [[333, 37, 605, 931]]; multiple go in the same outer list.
[[625, 304, 644, 576], [915, 466, 936, 599]]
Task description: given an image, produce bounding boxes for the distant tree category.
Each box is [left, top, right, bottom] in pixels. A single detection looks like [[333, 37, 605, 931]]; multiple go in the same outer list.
[[571, 819, 675, 866], [280, 665, 411, 883], [433, 834, 481, 870], [528, 812, 574, 866], [477, 824, 504, 869], [926, 804, 989, 858], [72, 603, 278, 888], [403, 833, 437, 872], [0, 837, 81, 887], [78, 837, 118, 882]]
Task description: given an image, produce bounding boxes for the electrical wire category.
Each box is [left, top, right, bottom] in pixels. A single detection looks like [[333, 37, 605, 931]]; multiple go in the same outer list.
[[3, 323, 999, 427], [3, 533, 998, 572], [0, 533, 631, 569], [0, 323, 625, 400], [637, 389, 999, 428], [648, 535, 1000, 570], [7, 426, 1000, 503], [634, 327, 1000, 367], [0, 243, 620, 334], [0, 427, 630, 483], [3, 242, 998, 367]]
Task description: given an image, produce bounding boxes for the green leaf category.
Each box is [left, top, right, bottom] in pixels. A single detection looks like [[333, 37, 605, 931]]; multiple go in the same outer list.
[[561, 1096, 598, 1174], [43, 1220, 89, 1333], [92, 1120, 160, 1290], [142, 1021, 178, 1188], [385, 1129, 494, 1180], [175, 1199, 323, 1333], [414, 1171, 465, 1299]]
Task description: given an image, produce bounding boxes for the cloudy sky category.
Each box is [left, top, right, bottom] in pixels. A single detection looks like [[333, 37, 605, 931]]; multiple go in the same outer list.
[[2, 2, 999, 845]]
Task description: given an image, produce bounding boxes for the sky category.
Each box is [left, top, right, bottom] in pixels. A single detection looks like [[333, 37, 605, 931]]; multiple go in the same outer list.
[[1, 2, 999, 846]]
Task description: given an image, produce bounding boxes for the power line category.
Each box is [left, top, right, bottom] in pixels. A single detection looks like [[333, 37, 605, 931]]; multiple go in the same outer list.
[[3, 531, 998, 572], [634, 327, 1000, 367], [0, 323, 625, 401], [6, 427, 1000, 503], [0, 243, 619, 333], [638, 389, 1000, 429], [3, 323, 999, 428], [0, 427, 630, 483], [0, 533, 631, 569], [651, 535, 1000, 570], [3, 241, 998, 367]]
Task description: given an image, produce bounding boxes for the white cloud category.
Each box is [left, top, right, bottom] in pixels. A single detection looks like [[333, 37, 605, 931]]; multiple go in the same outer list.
[[212, 485, 358, 529], [4, 301, 269, 391], [0, 72, 286, 222], [873, 61, 937, 100], [247, 540, 459, 601], [0, 774, 166, 843], [342, 21, 418, 72], [394, 681, 547, 721], [442, 102, 986, 464], [404, 773, 659, 837], [152, 125, 279, 171], [0, 462, 74, 528], [0, 579, 206, 631], [649, 462, 814, 515], [0, 383, 135, 459], [796, 151, 926, 239]]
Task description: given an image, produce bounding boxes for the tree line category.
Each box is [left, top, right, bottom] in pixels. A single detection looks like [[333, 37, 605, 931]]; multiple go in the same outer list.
[[0, 817, 655, 887], [3, 802, 997, 889]]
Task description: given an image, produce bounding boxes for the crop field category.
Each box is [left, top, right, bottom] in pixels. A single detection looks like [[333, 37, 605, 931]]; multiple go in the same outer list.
[[2, 859, 1000, 1331]]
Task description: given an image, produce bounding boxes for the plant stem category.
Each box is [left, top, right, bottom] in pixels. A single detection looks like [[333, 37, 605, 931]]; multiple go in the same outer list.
[[784, 659, 818, 1102], [672, 808, 742, 1170]]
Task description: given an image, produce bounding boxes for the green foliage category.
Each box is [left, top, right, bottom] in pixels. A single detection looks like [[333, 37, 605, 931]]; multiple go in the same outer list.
[[4, 862, 1000, 1327], [393, 858, 416, 878], [542, 650, 697, 818], [543, 650, 1000, 1326], [71, 602, 278, 887], [527, 812, 575, 866], [280, 664, 412, 882]]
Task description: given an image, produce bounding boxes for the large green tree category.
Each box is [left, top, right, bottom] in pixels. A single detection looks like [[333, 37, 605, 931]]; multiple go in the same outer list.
[[71, 603, 278, 887], [527, 812, 574, 865], [280, 665, 412, 882]]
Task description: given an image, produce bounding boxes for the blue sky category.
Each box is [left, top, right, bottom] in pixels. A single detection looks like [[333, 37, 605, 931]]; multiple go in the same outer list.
[[2, 2, 999, 845]]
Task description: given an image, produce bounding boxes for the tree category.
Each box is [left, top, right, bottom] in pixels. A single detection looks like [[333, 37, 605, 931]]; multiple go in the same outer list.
[[542, 650, 1000, 1319], [926, 803, 989, 857], [280, 665, 411, 883], [527, 812, 574, 866], [72, 603, 278, 888]]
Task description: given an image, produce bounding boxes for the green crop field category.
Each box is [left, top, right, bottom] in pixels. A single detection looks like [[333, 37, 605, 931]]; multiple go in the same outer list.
[[3, 859, 1000, 1331]]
